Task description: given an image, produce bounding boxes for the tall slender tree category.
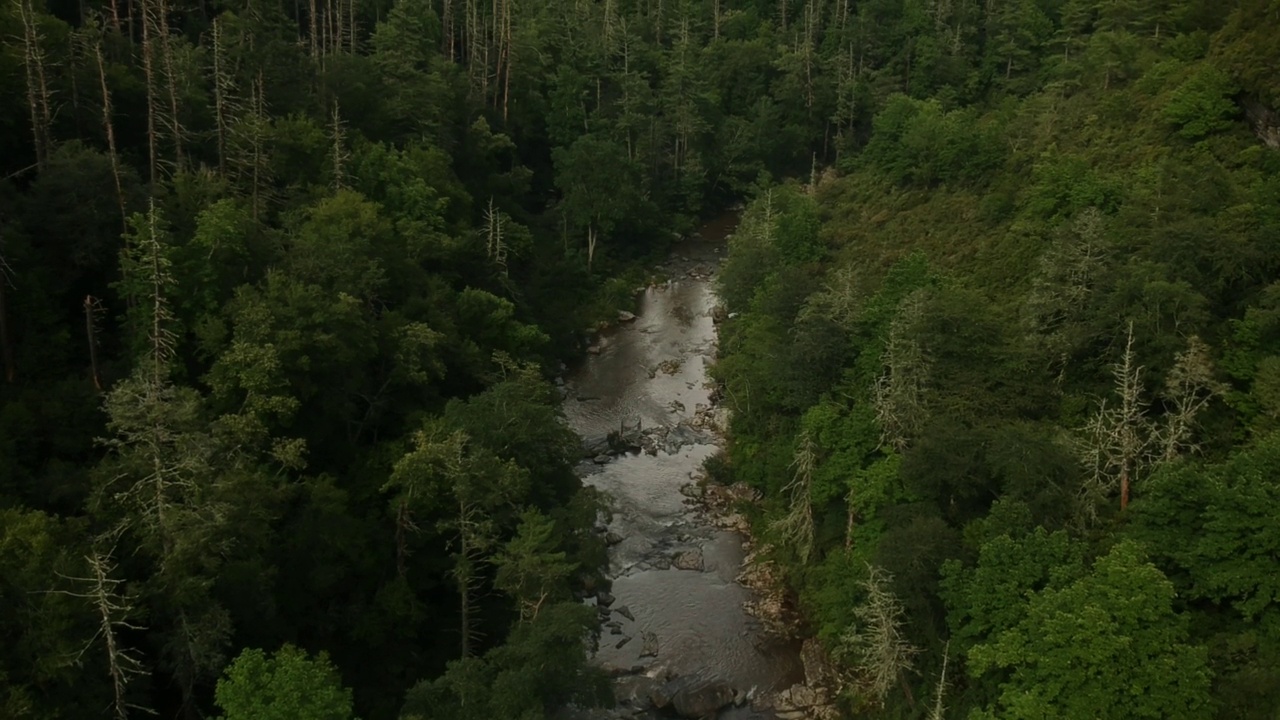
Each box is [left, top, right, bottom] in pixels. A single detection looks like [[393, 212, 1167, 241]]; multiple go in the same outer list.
[[19, 0, 54, 170]]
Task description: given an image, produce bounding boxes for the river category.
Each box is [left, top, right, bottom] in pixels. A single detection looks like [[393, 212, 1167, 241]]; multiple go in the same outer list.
[[561, 217, 803, 719]]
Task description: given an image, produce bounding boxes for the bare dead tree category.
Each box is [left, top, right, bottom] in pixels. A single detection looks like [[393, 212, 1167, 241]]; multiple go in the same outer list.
[[155, 0, 185, 174], [499, 0, 512, 120], [929, 641, 950, 720], [466, 0, 484, 95], [0, 248, 14, 383], [107, 0, 122, 31], [140, 0, 160, 184], [85, 295, 104, 391], [68, 32, 82, 128], [329, 100, 348, 191], [228, 72, 272, 220], [85, 22, 128, 230], [56, 550, 151, 720], [802, 0, 818, 111], [347, 0, 357, 53], [772, 431, 817, 561], [1076, 322, 1155, 518], [210, 16, 238, 177], [874, 289, 931, 451], [481, 197, 508, 276], [393, 496, 420, 578], [586, 224, 598, 273], [443, 0, 456, 59], [1024, 208, 1110, 376], [19, 0, 54, 170], [836, 565, 919, 710], [454, 497, 490, 658], [1157, 336, 1224, 461]]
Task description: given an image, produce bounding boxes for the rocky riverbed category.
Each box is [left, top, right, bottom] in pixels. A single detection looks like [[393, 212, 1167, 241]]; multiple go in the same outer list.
[[556, 223, 842, 720]]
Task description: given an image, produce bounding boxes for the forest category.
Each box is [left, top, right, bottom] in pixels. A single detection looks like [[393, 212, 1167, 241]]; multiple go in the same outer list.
[[0, 0, 1276, 717], [711, 0, 1280, 718]]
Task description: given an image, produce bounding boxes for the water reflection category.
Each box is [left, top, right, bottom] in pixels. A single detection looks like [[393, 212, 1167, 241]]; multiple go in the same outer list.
[[564, 231, 801, 716]]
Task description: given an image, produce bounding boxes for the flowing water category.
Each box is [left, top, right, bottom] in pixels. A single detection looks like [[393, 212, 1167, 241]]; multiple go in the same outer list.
[[562, 218, 802, 718]]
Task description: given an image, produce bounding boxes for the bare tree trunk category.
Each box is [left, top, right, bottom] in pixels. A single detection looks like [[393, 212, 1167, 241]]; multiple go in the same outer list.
[[929, 642, 950, 720], [19, 0, 53, 171], [443, 0, 455, 59], [501, 0, 512, 121], [330, 100, 347, 190], [141, 0, 159, 185], [85, 295, 102, 391], [803, 0, 815, 110], [1114, 323, 1144, 512], [587, 224, 597, 273], [212, 17, 228, 176], [455, 497, 486, 659], [69, 35, 83, 129], [466, 0, 480, 91], [333, 0, 345, 56], [348, 0, 357, 53], [251, 74, 267, 220], [156, 0, 184, 173], [92, 36, 128, 230], [0, 252, 13, 384], [308, 0, 319, 59], [58, 552, 151, 720]]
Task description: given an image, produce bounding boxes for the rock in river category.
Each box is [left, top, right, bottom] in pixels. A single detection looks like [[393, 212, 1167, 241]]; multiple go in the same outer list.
[[673, 549, 704, 571], [653, 676, 737, 719], [639, 631, 660, 658], [597, 591, 616, 607]]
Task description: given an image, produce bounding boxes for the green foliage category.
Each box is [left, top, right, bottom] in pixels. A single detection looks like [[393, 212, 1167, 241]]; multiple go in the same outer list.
[[4, 0, 1278, 718], [1129, 433, 1280, 619], [968, 542, 1213, 720], [401, 603, 607, 720], [214, 645, 355, 720], [861, 96, 1005, 186], [941, 527, 1085, 653], [0, 509, 104, 718], [711, 5, 1278, 719], [1164, 64, 1240, 139]]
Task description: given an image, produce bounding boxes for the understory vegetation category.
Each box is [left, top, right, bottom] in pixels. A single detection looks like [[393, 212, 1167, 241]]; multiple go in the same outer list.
[[714, 1, 1280, 718]]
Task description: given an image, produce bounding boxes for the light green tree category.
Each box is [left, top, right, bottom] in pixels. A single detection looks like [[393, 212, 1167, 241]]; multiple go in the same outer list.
[[968, 541, 1213, 720], [214, 645, 355, 720]]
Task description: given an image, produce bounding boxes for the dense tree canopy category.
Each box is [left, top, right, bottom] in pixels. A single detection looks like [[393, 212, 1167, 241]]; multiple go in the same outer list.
[[2, 0, 1278, 717], [708, 1, 1280, 718]]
